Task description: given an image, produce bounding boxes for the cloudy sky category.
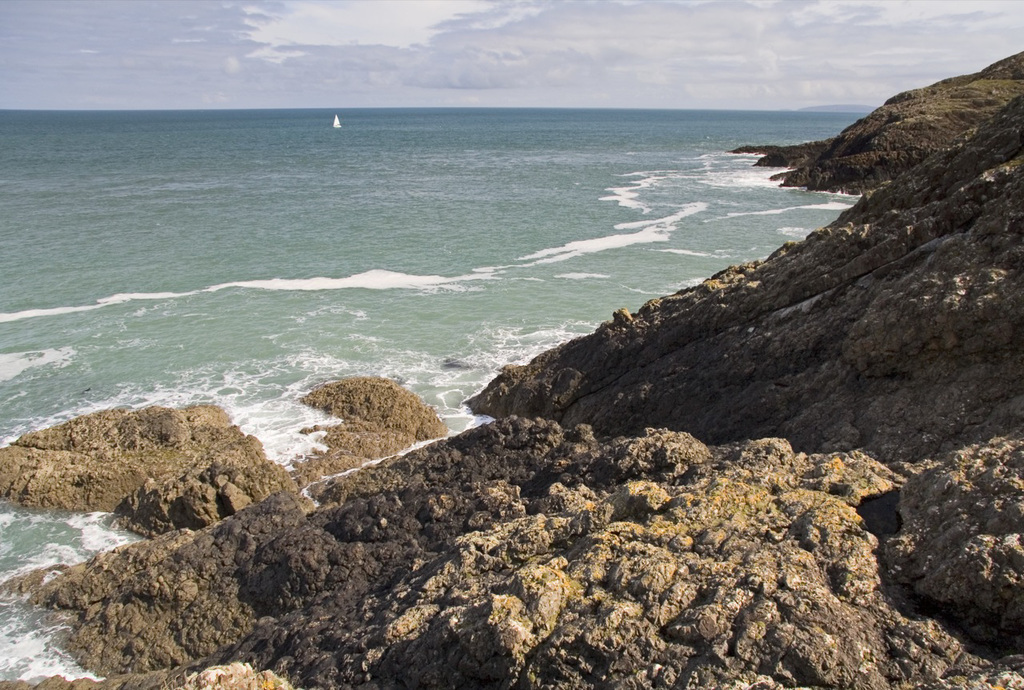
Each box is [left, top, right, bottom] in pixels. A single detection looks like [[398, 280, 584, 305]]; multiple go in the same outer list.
[[2, 0, 1023, 111]]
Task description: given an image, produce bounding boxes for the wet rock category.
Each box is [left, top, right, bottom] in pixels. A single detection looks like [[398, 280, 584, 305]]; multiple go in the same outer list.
[[0, 406, 268, 513], [291, 377, 448, 489], [28, 492, 311, 676]]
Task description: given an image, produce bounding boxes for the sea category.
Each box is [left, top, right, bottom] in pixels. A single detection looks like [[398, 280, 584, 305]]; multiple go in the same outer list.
[[0, 107, 860, 681]]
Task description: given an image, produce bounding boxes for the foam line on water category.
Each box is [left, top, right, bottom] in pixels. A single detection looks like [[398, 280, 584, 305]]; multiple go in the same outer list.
[[516, 203, 708, 265], [659, 249, 716, 258], [0, 270, 500, 325], [207, 269, 496, 292], [555, 273, 610, 280], [723, 201, 854, 217], [599, 171, 676, 213]]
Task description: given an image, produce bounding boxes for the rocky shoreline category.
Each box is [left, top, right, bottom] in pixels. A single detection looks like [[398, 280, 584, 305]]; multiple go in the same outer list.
[[731, 51, 1024, 194], [2, 53, 1024, 689]]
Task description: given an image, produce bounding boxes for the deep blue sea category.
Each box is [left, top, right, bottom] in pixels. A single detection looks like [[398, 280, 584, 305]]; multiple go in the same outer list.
[[0, 107, 859, 680]]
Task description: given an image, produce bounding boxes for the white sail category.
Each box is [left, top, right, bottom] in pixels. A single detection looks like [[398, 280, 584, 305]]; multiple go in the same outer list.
[[333, 114, 341, 128]]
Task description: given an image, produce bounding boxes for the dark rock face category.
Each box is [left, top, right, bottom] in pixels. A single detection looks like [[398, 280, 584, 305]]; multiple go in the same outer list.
[[736, 51, 1024, 193], [886, 437, 1024, 649], [27, 418, 976, 689], [113, 457, 299, 538], [29, 492, 311, 676], [470, 95, 1024, 465], [731, 140, 829, 173], [0, 406, 271, 513]]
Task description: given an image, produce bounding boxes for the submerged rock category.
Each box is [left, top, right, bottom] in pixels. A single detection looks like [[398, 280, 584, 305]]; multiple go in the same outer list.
[[0, 406, 269, 513]]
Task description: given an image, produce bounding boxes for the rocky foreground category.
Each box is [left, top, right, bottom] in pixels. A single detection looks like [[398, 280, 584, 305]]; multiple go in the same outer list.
[[3, 57, 1024, 689]]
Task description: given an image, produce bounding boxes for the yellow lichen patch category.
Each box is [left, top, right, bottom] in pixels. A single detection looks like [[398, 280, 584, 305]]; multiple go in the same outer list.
[[609, 480, 671, 520], [384, 604, 440, 643], [510, 561, 582, 638], [487, 594, 535, 656]]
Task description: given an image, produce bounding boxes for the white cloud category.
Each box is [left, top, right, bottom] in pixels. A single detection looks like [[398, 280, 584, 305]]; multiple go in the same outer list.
[[2, 0, 1024, 109], [242, 0, 492, 53]]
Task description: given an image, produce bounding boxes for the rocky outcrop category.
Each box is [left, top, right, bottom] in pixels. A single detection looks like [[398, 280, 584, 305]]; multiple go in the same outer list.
[[113, 458, 299, 538], [470, 95, 1024, 465], [731, 140, 828, 174], [291, 377, 448, 489], [736, 51, 1024, 193], [886, 437, 1024, 650], [21, 417, 992, 689], [0, 406, 271, 513], [28, 492, 311, 676]]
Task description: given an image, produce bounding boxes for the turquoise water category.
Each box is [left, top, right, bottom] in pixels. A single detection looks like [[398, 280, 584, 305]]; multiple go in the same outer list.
[[0, 108, 858, 680]]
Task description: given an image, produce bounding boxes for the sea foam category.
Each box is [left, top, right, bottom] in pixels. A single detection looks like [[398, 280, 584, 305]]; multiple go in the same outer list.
[[0, 348, 75, 383], [208, 269, 496, 293], [0, 505, 138, 682], [517, 203, 708, 265], [724, 200, 854, 218], [0, 270, 499, 325], [599, 171, 677, 213]]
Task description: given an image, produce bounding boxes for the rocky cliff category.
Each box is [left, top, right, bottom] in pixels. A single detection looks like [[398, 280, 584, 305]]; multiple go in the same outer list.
[[734, 51, 1024, 193], [5, 61, 1024, 690]]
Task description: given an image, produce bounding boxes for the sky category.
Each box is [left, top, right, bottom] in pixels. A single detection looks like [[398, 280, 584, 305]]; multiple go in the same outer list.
[[1, 0, 1023, 111]]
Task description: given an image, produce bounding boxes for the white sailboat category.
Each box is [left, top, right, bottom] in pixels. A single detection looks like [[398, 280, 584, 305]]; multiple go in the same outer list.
[[333, 114, 341, 128]]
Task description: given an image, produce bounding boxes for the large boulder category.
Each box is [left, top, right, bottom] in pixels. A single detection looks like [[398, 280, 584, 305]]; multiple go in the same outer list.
[[737, 51, 1024, 193], [886, 437, 1024, 649], [470, 95, 1024, 465], [0, 406, 270, 513], [291, 377, 448, 489], [113, 458, 299, 538]]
